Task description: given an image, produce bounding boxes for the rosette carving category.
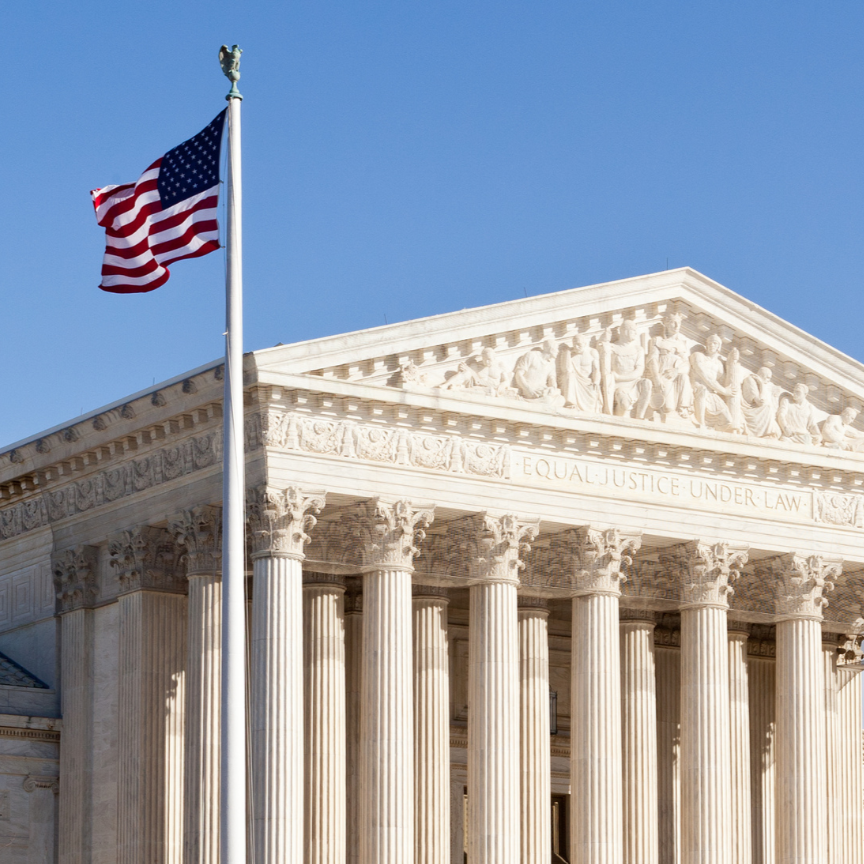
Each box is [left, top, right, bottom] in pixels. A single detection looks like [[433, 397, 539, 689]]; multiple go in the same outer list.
[[448, 513, 540, 585], [246, 486, 326, 558], [551, 526, 642, 597], [772, 553, 841, 620], [108, 526, 185, 594], [52, 545, 99, 613], [661, 540, 749, 609], [169, 505, 222, 575]]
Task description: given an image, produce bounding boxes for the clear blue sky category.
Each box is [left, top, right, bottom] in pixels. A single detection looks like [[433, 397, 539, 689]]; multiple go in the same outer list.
[[3, 1, 863, 447]]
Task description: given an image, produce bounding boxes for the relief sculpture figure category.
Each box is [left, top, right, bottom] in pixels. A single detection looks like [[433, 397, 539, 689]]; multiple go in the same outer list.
[[513, 339, 563, 404], [741, 367, 782, 439], [690, 334, 744, 432], [558, 334, 601, 412], [821, 407, 864, 451], [645, 312, 693, 420], [777, 383, 821, 445], [598, 320, 652, 418], [440, 347, 511, 396]]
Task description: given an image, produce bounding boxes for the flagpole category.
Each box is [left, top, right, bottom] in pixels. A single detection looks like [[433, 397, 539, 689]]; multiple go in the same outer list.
[[219, 45, 246, 864]]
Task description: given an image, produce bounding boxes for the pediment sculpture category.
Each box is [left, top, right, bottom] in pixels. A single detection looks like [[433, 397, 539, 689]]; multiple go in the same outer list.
[[397, 311, 863, 453]]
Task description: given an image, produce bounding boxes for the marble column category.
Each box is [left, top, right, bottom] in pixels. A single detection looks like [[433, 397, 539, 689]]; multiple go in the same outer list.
[[170, 506, 223, 864], [518, 596, 551, 864], [727, 624, 752, 864], [837, 654, 863, 864], [464, 513, 539, 864], [413, 585, 450, 864], [246, 487, 326, 864], [303, 573, 346, 864], [668, 540, 748, 864], [748, 644, 776, 864], [773, 553, 840, 864], [620, 610, 658, 864], [358, 499, 434, 864], [344, 581, 363, 864], [553, 526, 641, 864], [655, 630, 682, 864], [822, 632, 841, 864], [110, 527, 187, 864], [52, 546, 99, 864]]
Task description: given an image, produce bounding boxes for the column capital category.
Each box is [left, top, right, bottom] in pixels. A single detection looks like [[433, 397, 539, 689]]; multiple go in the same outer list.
[[108, 526, 185, 595], [551, 526, 641, 597], [23, 775, 59, 794], [302, 572, 345, 589], [453, 512, 539, 585], [412, 583, 450, 601], [168, 505, 222, 576], [728, 619, 752, 636], [247, 486, 326, 559], [619, 607, 656, 624], [517, 594, 549, 612], [662, 540, 748, 610], [52, 545, 99, 613], [771, 553, 841, 621], [355, 499, 435, 571]]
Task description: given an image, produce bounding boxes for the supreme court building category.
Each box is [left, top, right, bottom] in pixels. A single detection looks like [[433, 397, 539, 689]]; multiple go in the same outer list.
[[1, 268, 863, 864]]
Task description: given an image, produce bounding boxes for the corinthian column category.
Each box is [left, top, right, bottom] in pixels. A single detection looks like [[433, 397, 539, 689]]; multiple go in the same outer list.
[[357, 499, 434, 864], [52, 545, 99, 864], [837, 630, 863, 864], [748, 638, 776, 864], [518, 596, 551, 864], [620, 610, 658, 864], [413, 585, 450, 864], [553, 525, 641, 864], [246, 486, 326, 864], [463, 513, 539, 864], [822, 632, 841, 864], [772, 553, 840, 864], [344, 581, 363, 864], [170, 506, 222, 864], [666, 540, 748, 864], [727, 624, 752, 864], [109, 527, 187, 864]]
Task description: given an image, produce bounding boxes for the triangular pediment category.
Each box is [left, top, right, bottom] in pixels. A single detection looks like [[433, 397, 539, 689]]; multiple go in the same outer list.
[[253, 268, 864, 451]]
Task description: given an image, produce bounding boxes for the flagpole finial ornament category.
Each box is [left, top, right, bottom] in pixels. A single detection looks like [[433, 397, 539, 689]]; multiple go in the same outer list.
[[219, 44, 243, 100]]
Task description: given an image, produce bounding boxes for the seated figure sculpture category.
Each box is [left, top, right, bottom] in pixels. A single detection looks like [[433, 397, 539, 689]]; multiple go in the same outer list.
[[598, 320, 652, 418], [558, 333, 601, 412], [821, 406, 864, 451], [690, 334, 745, 433], [645, 312, 693, 420], [513, 339, 563, 403], [440, 347, 510, 396], [777, 383, 821, 445], [741, 366, 782, 439]]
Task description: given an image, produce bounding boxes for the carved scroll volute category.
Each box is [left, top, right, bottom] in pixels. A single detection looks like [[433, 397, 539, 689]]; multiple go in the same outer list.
[[52, 545, 100, 613], [773, 553, 841, 621], [108, 526, 185, 594], [663, 540, 749, 609], [357, 499, 435, 571], [169, 505, 223, 576], [246, 486, 326, 559], [552, 526, 642, 597], [452, 513, 540, 586]]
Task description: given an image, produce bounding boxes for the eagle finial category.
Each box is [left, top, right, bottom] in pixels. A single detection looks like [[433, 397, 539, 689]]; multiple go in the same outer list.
[[219, 44, 243, 100]]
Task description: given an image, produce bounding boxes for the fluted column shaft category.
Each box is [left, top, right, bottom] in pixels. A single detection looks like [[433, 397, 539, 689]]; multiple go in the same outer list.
[[822, 637, 840, 864], [837, 666, 863, 864], [620, 615, 658, 864], [361, 567, 414, 863], [304, 577, 347, 864], [185, 571, 222, 864], [117, 590, 187, 864], [681, 605, 733, 864], [518, 599, 551, 864], [413, 588, 450, 864], [656, 643, 682, 864], [748, 654, 776, 864], [469, 579, 519, 863], [728, 629, 752, 864], [344, 586, 363, 863]]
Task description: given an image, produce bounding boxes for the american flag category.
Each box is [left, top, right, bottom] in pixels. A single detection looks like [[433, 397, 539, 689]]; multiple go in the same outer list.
[[91, 111, 227, 293]]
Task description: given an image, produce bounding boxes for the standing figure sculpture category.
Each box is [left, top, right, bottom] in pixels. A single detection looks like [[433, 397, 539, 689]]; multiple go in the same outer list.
[[558, 334, 601, 412], [598, 320, 652, 418], [513, 339, 562, 403], [689, 334, 744, 432], [777, 383, 821, 445], [741, 366, 782, 439], [645, 312, 693, 420]]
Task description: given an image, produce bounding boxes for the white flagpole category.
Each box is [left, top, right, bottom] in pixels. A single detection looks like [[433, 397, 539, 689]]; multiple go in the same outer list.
[[219, 44, 246, 864]]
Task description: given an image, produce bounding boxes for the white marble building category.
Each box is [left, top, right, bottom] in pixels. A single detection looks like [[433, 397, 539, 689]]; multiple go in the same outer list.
[[0, 267, 862, 864]]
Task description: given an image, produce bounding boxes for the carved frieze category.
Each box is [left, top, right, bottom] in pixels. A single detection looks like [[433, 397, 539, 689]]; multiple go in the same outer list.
[[246, 486, 325, 559], [447, 513, 539, 586], [52, 545, 99, 613], [169, 506, 222, 576], [550, 526, 641, 597], [661, 540, 749, 609], [108, 526, 185, 594], [771, 553, 842, 620]]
